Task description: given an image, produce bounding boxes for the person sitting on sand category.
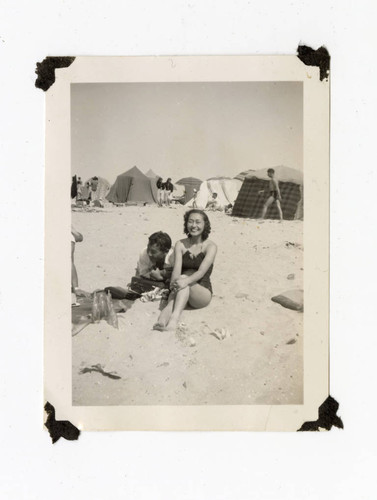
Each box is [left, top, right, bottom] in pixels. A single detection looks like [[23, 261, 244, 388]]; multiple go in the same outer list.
[[71, 225, 83, 305], [225, 203, 233, 215], [136, 231, 175, 283], [154, 209, 217, 331], [206, 192, 222, 211], [261, 168, 283, 221]]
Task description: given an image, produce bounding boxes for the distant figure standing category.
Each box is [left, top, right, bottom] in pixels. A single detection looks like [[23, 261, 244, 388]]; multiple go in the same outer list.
[[192, 188, 198, 208], [91, 176, 99, 194], [156, 177, 164, 207], [71, 175, 78, 199], [163, 178, 174, 206], [71, 225, 83, 305], [76, 178, 83, 201], [261, 168, 283, 221]]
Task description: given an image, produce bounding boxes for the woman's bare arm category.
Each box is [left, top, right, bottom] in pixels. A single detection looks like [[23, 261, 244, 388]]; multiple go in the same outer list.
[[170, 240, 184, 283]]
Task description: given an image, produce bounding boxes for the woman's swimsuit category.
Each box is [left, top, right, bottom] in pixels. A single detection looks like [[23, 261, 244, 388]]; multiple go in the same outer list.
[[182, 250, 213, 294]]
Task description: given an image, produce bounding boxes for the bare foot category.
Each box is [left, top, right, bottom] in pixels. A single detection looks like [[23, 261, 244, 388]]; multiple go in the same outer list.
[[155, 299, 174, 328], [164, 316, 179, 331]]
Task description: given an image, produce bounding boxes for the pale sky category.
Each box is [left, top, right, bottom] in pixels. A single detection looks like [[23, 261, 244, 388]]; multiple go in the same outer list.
[[71, 82, 302, 184]]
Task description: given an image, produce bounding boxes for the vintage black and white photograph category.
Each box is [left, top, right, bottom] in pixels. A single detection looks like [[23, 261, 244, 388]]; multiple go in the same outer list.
[[70, 80, 304, 407], [45, 56, 329, 430]]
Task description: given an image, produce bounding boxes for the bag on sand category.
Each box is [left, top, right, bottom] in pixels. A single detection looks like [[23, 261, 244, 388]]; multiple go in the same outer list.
[[105, 277, 166, 300], [130, 276, 166, 295], [104, 286, 140, 301]]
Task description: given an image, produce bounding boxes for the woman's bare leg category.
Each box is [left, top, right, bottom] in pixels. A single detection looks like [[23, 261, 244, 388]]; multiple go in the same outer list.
[[188, 284, 212, 309], [153, 294, 175, 330], [165, 286, 190, 331]]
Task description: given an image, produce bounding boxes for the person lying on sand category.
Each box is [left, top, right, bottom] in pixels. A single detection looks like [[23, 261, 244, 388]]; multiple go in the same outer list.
[[153, 210, 217, 332], [136, 231, 174, 283]]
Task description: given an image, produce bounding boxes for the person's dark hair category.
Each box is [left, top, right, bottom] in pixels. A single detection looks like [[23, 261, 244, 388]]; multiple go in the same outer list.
[[92, 176, 99, 181], [183, 210, 211, 240], [212, 192, 218, 198], [148, 231, 172, 252], [267, 168, 275, 175]]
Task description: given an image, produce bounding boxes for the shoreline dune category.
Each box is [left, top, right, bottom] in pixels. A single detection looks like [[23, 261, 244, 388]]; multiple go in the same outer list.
[[72, 204, 303, 406]]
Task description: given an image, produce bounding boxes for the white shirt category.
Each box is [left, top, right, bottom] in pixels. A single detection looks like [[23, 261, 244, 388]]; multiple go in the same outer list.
[[136, 247, 175, 277]]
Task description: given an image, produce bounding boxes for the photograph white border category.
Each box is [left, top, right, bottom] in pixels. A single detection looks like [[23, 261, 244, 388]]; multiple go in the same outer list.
[[45, 55, 329, 431]]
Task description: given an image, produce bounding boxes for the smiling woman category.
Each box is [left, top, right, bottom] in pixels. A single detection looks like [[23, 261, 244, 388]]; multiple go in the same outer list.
[[153, 209, 217, 331]]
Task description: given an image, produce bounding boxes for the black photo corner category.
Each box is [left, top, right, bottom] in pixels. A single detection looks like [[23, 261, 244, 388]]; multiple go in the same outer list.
[[297, 45, 330, 81], [297, 396, 344, 432], [44, 402, 80, 444]]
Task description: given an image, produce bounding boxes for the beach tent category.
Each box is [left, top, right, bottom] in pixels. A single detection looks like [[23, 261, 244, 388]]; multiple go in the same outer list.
[[106, 166, 158, 204], [172, 184, 185, 197], [185, 177, 242, 208], [145, 169, 159, 178], [85, 176, 111, 201], [234, 169, 256, 182], [176, 177, 202, 205], [232, 166, 303, 220]]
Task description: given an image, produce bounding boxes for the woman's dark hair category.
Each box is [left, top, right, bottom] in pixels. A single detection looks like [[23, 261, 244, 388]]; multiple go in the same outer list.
[[183, 210, 211, 240], [148, 231, 172, 252]]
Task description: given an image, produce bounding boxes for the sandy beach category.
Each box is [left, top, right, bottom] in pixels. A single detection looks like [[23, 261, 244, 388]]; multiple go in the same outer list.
[[72, 204, 303, 406]]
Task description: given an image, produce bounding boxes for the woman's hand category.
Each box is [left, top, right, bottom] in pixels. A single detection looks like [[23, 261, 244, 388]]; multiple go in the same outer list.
[[170, 277, 190, 292]]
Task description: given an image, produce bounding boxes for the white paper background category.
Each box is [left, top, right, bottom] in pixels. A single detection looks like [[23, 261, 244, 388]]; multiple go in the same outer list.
[[1, 1, 375, 499]]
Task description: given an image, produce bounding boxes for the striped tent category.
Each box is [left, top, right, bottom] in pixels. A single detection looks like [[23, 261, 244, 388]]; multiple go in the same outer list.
[[232, 166, 303, 220], [176, 177, 202, 205], [234, 169, 256, 182], [106, 166, 158, 204]]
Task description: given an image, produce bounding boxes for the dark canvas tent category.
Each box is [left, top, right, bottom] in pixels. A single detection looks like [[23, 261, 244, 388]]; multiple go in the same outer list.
[[106, 166, 158, 204], [176, 177, 202, 205], [232, 166, 303, 220]]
